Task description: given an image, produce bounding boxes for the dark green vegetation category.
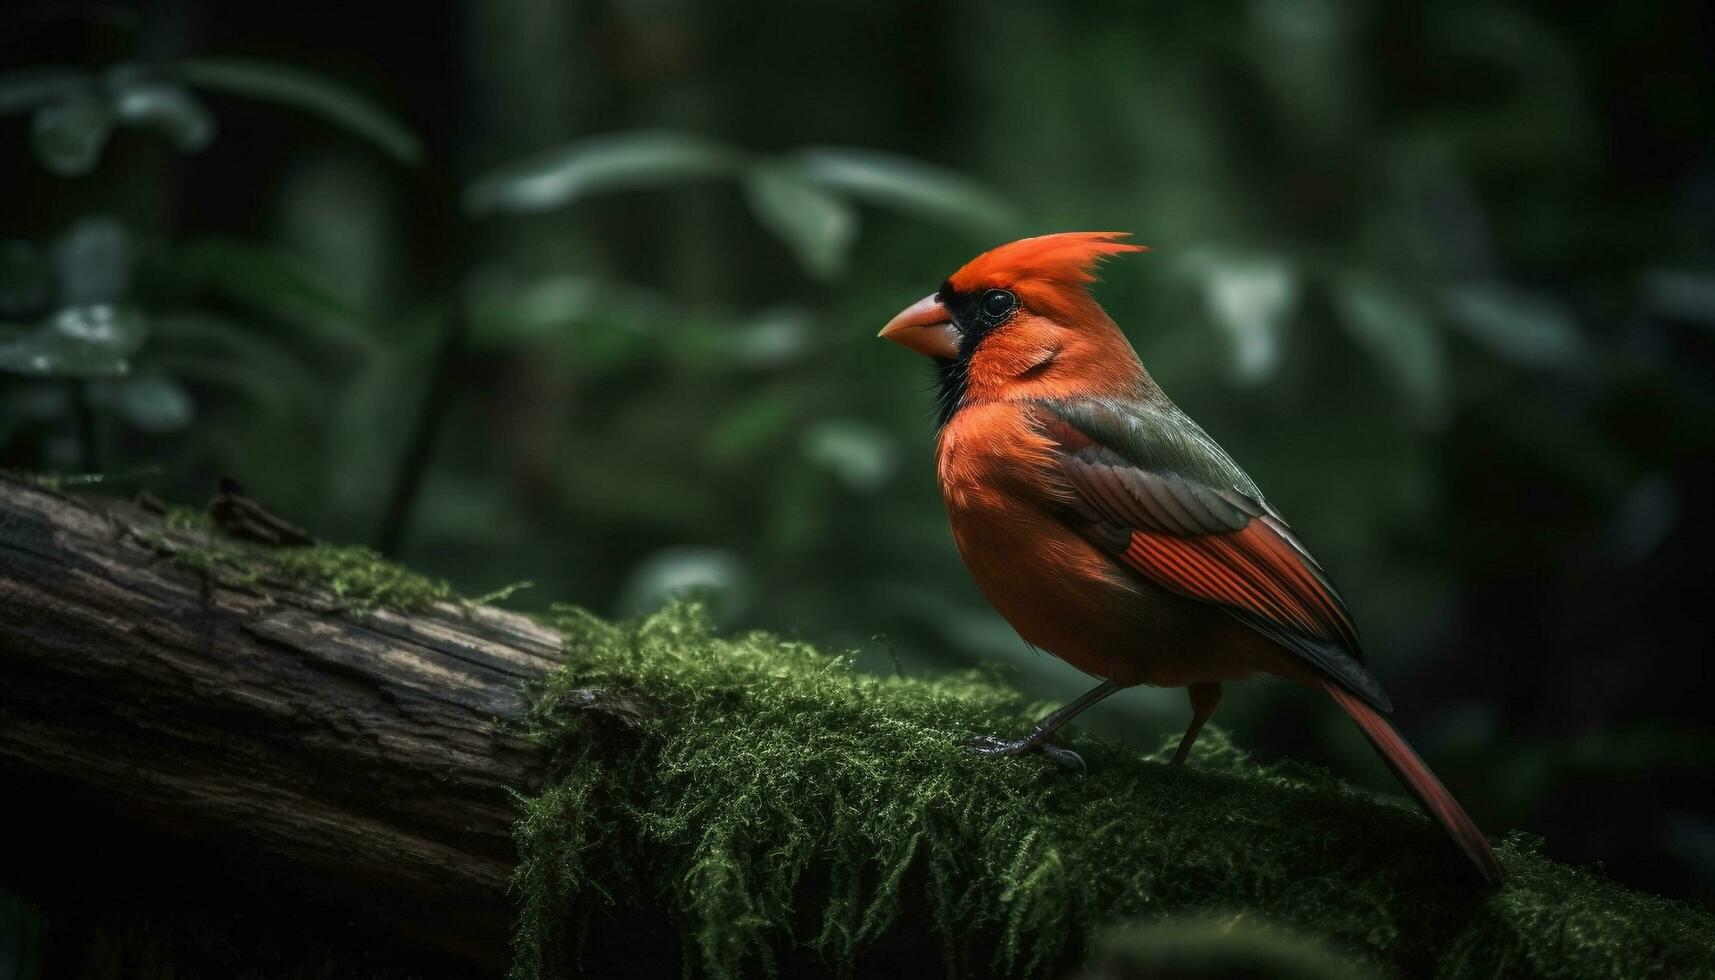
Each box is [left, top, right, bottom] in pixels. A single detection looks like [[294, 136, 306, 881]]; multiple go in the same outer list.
[[6, 6, 1713, 912], [4, 1, 1714, 973], [513, 604, 1715, 979]]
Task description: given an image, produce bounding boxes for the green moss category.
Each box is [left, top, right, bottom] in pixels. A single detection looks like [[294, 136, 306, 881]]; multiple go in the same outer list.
[[144, 516, 459, 612], [512, 604, 1715, 980], [265, 543, 457, 611]]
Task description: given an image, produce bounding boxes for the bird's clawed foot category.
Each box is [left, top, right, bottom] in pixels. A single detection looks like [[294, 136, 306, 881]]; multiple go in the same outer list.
[[964, 732, 1087, 774]]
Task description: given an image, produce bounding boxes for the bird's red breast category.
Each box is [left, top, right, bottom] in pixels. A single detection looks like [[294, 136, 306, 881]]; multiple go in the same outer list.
[[936, 399, 1288, 689]]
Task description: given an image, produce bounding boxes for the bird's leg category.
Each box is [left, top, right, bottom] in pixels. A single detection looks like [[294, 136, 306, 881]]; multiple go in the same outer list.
[[1170, 681, 1223, 766], [966, 679, 1121, 773]]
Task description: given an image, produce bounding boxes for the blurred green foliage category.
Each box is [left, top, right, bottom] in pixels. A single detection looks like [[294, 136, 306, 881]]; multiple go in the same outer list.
[[2, 0, 1712, 919]]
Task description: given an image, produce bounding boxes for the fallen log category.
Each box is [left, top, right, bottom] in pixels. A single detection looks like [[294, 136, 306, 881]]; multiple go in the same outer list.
[[0, 475, 557, 967], [5, 474, 1714, 980]]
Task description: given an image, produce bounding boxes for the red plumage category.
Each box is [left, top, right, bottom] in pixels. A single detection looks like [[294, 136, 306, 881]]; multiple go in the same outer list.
[[949, 231, 1146, 290], [879, 232, 1504, 884], [1325, 680, 1506, 884]]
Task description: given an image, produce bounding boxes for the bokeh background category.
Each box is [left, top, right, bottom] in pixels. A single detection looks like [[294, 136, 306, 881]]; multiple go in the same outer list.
[[3, 0, 1712, 911]]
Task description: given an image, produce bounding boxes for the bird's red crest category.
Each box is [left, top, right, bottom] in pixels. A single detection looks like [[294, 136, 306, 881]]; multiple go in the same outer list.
[[949, 232, 1145, 293]]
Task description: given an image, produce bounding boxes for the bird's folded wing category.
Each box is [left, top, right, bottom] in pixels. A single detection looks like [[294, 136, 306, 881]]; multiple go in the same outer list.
[[1038, 399, 1390, 712]]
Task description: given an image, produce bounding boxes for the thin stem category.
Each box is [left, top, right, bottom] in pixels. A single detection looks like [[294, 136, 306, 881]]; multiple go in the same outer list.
[[374, 151, 470, 558], [375, 299, 466, 556]]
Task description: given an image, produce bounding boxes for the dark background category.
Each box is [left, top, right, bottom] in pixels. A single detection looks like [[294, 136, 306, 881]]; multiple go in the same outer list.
[[2, 0, 1712, 926]]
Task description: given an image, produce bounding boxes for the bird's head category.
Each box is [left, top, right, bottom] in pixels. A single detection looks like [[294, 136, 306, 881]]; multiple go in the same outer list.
[[878, 232, 1149, 421]]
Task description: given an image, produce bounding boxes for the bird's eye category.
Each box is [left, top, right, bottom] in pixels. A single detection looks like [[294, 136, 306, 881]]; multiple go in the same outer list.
[[981, 288, 1017, 319]]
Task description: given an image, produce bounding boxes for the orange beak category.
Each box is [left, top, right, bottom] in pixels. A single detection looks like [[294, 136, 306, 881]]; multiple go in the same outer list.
[[878, 293, 959, 360]]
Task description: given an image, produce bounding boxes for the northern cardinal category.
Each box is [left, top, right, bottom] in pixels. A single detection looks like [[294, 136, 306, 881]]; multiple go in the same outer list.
[[879, 232, 1503, 884]]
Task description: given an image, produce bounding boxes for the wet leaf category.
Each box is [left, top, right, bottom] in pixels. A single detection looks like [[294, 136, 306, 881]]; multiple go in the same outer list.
[[803, 418, 897, 492], [463, 269, 662, 370], [744, 162, 858, 280], [30, 89, 114, 176], [106, 65, 215, 152], [790, 146, 1016, 232], [150, 311, 322, 413], [465, 130, 744, 215], [0, 66, 89, 114], [615, 546, 754, 626], [464, 270, 607, 347], [109, 374, 195, 432], [1332, 276, 1448, 426], [172, 56, 422, 163], [173, 238, 370, 351], [0, 304, 147, 378], [727, 306, 812, 369], [706, 392, 794, 463], [1194, 256, 1297, 382], [1444, 282, 1584, 369], [52, 215, 132, 304], [1643, 270, 1715, 327]]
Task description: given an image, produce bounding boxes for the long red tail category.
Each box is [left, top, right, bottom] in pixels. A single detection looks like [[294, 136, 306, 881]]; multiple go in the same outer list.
[[1324, 680, 1505, 884]]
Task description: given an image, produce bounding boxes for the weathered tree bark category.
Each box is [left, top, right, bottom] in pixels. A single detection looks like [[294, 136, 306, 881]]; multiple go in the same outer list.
[[0, 475, 561, 968]]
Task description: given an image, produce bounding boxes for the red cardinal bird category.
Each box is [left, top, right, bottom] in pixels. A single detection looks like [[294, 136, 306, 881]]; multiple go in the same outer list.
[[879, 232, 1503, 884]]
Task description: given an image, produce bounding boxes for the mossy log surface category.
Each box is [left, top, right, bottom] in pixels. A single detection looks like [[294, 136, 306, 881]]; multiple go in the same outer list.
[[0, 475, 558, 967], [2, 475, 1713, 980]]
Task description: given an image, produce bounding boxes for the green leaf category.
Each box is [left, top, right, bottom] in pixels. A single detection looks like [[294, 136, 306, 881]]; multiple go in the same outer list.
[[726, 306, 811, 369], [802, 418, 898, 492], [615, 547, 753, 625], [109, 374, 194, 432], [465, 130, 745, 215], [1332, 276, 1448, 426], [106, 65, 215, 152], [1189, 254, 1298, 383], [171, 56, 422, 164], [790, 146, 1016, 232], [150, 311, 323, 413], [172, 238, 371, 351], [706, 391, 793, 464], [0, 241, 51, 317], [1644, 270, 1715, 327], [0, 66, 90, 114], [463, 269, 663, 371], [30, 89, 114, 176], [1443, 282, 1584, 369], [464, 270, 607, 348], [744, 162, 858, 280], [0, 304, 147, 378], [53, 215, 132, 304]]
